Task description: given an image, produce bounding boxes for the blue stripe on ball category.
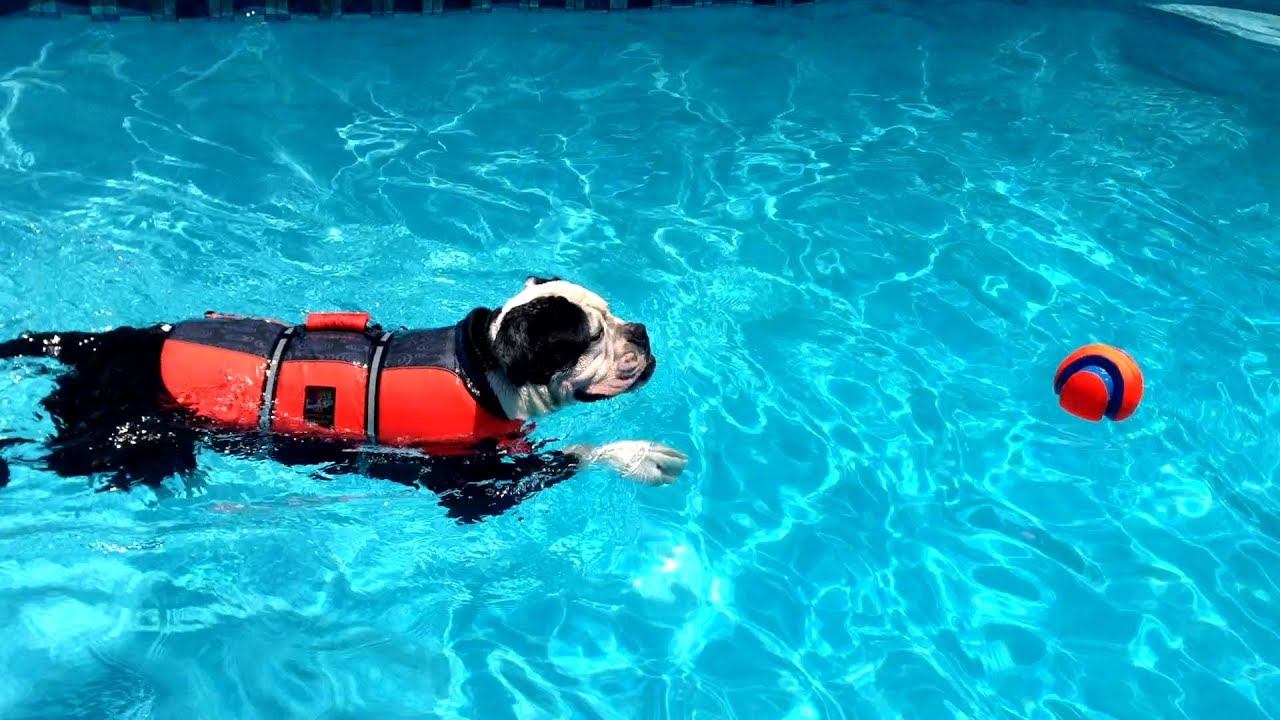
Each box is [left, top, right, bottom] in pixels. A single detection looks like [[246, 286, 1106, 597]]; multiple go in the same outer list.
[[1081, 366, 1113, 395], [1054, 354, 1127, 420]]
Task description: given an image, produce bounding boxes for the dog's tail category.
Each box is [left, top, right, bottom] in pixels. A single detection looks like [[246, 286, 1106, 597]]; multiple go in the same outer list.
[[0, 333, 82, 488], [0, 331, 116, 366]]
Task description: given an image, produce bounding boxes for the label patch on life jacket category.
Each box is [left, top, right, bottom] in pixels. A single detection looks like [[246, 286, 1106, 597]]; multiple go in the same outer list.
[[303, 386, 337, 428]]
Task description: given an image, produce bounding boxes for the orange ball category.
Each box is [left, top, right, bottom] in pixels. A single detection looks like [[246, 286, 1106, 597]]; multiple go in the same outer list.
[[1053, 344, 1143, 422]]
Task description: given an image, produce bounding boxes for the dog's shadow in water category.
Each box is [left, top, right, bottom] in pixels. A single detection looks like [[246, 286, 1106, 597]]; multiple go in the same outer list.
[[0, 430, 578, 525]]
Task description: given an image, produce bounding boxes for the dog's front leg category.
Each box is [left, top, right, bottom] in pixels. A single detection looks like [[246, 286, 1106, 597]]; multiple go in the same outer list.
[[371, 449, 582, 524], [563, 441, 689, 486], [435, 443, 687, 522]]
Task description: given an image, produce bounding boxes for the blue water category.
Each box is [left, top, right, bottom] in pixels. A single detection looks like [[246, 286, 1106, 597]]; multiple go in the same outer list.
[[1, 2, 1280, 718]]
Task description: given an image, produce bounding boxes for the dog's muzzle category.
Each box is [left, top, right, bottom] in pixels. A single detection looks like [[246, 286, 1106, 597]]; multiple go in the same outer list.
[[573, 322, 656, 404], [574, 353, 656, 404]]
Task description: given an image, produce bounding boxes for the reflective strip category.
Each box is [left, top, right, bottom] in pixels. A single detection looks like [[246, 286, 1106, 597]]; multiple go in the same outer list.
[[258, 326, 297, 433], [365, 331, 394, 444], [208, 0, 232, 18], [27, 0, 59, 15], [265, 0, 288, 19], [90, 0, 119, 20]]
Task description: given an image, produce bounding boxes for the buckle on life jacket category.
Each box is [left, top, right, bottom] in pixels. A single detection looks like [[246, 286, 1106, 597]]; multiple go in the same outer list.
[[304, 312, 372, 333]]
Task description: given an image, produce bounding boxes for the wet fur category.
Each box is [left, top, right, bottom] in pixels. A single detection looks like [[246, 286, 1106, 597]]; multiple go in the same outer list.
[[0, 278, 664, 522], [0, 326, 578, 525]]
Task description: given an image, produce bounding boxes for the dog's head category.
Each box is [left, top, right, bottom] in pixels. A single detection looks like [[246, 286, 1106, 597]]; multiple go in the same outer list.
[[487, 276, 656, 416]]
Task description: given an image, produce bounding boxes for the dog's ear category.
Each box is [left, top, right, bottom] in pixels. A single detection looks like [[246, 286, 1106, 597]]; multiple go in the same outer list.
[[524, 275, 562, 289], [492, 296, 591, 387]]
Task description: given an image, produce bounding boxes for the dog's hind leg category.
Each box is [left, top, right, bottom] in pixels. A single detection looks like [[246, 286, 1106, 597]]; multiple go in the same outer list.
[[0, 325, 199, 491], [0, 437, 38, 489], [50, 420, 201, 492]]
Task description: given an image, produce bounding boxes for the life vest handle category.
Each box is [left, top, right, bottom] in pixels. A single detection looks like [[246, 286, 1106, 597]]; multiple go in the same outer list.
[[304, 312, 372, 333]]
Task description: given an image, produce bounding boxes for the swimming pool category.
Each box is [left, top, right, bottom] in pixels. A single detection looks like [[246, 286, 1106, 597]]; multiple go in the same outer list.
[[1, 1, 1279, 718]]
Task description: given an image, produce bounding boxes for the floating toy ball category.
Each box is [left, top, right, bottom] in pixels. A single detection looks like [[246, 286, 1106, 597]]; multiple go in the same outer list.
[[1053, 344, 1144, 422]]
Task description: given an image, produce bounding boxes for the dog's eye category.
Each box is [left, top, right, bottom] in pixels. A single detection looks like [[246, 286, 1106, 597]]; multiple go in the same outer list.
[[590, 327, 604, 342]]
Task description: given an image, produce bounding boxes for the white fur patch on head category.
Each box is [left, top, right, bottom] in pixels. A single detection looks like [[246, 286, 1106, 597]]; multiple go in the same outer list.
[[486, 278, 652, 420], [490, 279, 610, 341]]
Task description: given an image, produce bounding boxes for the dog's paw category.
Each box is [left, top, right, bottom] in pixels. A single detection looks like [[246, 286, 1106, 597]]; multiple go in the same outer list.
[[568, 441, 689, 486]]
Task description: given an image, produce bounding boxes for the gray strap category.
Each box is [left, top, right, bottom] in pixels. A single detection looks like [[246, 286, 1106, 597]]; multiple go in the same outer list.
[[365, 331, 394, 444], [258, 326, 297, 433]]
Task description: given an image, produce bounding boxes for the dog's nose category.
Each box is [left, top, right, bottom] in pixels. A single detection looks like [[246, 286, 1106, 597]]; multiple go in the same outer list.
[[624, 323, 650, 351]]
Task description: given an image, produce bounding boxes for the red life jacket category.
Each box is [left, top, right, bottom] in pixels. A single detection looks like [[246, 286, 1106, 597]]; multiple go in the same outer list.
[[158, 309, 528, 454]]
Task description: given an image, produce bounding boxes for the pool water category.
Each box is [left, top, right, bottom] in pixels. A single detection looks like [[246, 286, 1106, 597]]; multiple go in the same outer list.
[[2, 2, 1280, 718]]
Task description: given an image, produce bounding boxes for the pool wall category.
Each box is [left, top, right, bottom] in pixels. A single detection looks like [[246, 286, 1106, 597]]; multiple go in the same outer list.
[[0, 0, 815, 19]]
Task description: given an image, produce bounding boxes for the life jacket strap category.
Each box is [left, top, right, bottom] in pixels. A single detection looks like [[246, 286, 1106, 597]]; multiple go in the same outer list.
[[365, 330, 395, 444], [256, 312, 390, 437], [258, 325, 299, 433]]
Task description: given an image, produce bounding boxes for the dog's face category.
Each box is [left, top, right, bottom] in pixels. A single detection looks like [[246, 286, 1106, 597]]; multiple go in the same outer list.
[[489, 277, 656, 411]]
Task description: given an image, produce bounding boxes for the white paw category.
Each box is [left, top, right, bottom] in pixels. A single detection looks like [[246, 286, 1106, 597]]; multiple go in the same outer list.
[[568, 441, 689, 486]]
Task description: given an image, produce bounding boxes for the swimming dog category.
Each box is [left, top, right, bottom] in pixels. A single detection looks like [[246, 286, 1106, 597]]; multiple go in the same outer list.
[[0, 277, 688, 522]]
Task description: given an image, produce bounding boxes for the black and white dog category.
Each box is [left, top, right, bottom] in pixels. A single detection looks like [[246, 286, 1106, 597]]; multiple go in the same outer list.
[[0, 277, 687, 522]]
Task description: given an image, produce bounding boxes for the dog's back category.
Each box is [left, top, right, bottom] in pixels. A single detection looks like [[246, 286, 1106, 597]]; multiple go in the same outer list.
[[0, 324, 581, 522], [0, 325, 198, 489]]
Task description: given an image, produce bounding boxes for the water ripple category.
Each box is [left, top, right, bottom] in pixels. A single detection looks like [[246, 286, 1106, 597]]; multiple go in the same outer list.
[[0, 3, 1279, 719]]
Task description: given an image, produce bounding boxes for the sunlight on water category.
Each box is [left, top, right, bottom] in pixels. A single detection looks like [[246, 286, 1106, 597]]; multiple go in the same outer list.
[[0, 2, 1279, 718]]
